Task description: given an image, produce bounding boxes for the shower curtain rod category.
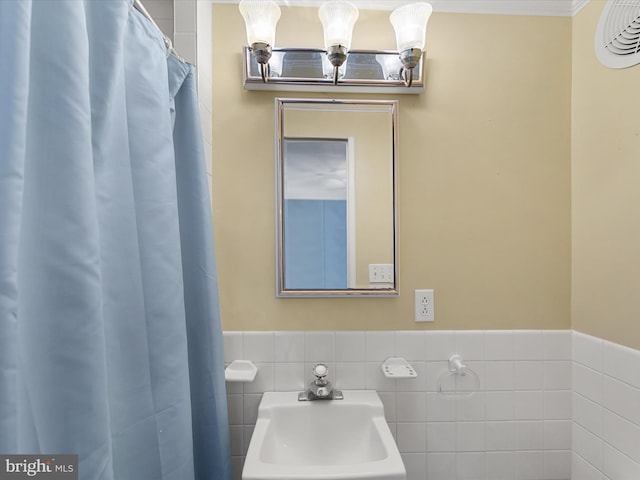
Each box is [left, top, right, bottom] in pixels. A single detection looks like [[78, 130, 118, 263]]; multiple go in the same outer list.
[[133, 0, 185, 63]]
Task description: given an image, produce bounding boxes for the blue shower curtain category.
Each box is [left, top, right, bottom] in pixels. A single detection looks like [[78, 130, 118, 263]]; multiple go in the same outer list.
[[0, 1, 231, 479]]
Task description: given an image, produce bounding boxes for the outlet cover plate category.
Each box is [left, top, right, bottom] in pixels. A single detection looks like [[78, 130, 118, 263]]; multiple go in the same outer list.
[[414, 289, 434, 322]]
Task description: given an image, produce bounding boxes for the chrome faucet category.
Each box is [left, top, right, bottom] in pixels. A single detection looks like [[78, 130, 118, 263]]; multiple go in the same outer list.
[[298, 363, 343, 401]]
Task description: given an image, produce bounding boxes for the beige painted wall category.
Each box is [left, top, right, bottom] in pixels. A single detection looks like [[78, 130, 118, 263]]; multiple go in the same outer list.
[[212, 4, 572, 331], [571, 1, 640, 350]]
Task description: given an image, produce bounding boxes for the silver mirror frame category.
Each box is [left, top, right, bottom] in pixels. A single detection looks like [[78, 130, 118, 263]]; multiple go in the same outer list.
[[275, 98, 399, 298]]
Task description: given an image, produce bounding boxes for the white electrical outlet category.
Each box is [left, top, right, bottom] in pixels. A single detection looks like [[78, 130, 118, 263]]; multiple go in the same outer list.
[[414, 289, 434, 322]]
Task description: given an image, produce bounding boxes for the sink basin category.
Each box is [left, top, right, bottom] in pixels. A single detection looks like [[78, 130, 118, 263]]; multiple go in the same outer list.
[[242, 390, 405, 480]]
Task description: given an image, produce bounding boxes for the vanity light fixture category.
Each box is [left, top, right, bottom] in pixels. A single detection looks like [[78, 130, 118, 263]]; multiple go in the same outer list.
[[239, 0, 281, 82], [389, 2, 433, 87], [240, 1, 433, 92], [318, 1, 360, 85]]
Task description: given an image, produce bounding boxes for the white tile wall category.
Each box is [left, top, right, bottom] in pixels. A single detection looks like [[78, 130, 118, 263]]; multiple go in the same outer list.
[[223, 330, 640, 480], [223, 330, 573, 480], [151, 0, 211, 199], [143, 0, 174, 40], [571, 331, 640, 480], [193, 0, 213, 200], [172, 0, 196, 64]]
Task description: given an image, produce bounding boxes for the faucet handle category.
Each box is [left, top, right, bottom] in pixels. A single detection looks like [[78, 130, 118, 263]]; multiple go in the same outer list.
[[312, 363, 328, 380]]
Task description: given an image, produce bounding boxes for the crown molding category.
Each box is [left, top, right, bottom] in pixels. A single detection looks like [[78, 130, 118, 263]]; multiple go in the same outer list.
[[213, 0, 590, 17], [571, 0, 591, 16]]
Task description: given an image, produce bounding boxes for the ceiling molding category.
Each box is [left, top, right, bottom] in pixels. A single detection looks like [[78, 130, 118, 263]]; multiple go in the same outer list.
[[213, 0, 589, 16], [571, 0, 591, 16]]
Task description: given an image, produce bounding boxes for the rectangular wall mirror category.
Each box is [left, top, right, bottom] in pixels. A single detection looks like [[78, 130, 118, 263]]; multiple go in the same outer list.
[[275, 98, 399, 297]]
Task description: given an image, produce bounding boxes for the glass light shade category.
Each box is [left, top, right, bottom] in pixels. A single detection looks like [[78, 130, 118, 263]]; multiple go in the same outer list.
[[239, 0, 281, 46], [318, 1, 359, 50], [389, 2, 433, 52]]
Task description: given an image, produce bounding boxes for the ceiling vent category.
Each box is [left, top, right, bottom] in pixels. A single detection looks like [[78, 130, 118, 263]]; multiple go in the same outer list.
[[595, 0, 640, 69]]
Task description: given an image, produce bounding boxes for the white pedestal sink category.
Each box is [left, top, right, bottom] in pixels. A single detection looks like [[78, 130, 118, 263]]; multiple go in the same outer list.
[[242, 390, 405, 480]]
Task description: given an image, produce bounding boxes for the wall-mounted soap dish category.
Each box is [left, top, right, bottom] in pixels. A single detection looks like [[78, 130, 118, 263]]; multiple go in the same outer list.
[[225, 360, 258, 383], [381, 357, 417, 379]]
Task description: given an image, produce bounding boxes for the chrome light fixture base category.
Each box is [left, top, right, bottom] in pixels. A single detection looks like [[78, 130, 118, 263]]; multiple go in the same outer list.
[[243, 47, 425, 94], [398, 47, 422, 87], [250, 41, 273, 82], [326, 44, 348, 85]]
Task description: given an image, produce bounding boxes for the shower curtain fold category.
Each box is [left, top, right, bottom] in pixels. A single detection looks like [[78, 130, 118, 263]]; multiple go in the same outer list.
[[0, 1, 231, 479]]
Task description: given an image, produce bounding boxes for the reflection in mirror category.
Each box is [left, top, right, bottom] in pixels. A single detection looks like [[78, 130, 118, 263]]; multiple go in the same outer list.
[[284, 139, 351, 290], [276, 98, 398, 297]]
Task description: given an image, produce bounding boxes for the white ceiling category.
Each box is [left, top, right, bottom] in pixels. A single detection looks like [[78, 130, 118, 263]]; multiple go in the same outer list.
[[213, 0, 591, 17]]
